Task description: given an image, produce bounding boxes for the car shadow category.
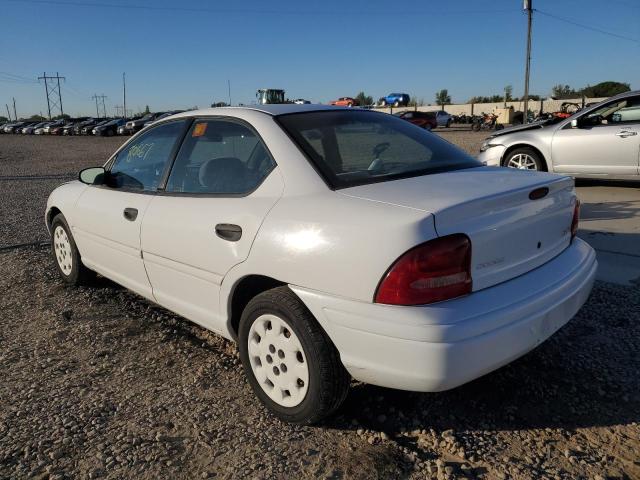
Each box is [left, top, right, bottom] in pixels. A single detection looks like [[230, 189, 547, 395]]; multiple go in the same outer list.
[[580, 199, 640, 222]]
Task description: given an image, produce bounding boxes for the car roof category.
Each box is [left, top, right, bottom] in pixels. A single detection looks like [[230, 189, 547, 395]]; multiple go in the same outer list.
[[170, 104, 355, 119]]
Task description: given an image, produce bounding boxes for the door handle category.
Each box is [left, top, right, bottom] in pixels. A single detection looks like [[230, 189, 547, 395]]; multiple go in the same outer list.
[[616, 130, 637, 138], [123, 207, 138, 221], [215, 223, 242, 242]]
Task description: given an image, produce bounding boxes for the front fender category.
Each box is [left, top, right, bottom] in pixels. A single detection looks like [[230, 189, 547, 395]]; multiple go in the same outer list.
[[45, 180, 88, 234]]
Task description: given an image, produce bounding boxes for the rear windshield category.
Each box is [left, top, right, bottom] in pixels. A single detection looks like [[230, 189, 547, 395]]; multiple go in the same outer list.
[[277, 110, 480, 189]]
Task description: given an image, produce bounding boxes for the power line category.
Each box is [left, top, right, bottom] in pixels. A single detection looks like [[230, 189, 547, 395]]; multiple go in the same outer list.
[[6, 0, 518, 16], [535, 9, 640, 44]]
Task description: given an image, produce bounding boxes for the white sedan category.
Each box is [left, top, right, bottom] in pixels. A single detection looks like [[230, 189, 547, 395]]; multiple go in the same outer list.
[[46, 105, 597, 424]]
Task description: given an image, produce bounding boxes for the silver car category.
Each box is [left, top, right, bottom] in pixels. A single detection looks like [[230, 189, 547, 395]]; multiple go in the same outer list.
[[478, 90, 640, 180], [435, 110, 452, 128]]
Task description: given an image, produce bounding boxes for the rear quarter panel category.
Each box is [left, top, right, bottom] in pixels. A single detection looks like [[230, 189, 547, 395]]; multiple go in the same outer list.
[[221, 192, 438, 305]]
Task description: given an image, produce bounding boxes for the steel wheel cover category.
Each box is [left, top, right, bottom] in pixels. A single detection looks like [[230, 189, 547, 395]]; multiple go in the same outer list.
[[53, 226, 73, 275], [247, 314, 310, 407]]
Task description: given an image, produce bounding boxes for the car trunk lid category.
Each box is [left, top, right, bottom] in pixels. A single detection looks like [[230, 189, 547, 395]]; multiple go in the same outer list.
[[340, 167, 576, 292]]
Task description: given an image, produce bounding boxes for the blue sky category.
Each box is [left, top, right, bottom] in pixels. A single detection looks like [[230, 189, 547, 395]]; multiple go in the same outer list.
[[1, 0, 639, 117]]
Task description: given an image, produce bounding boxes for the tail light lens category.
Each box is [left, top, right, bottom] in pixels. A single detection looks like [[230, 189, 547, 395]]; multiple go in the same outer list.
[[375, 234, 472, 306], [571, 199, 580, 241]]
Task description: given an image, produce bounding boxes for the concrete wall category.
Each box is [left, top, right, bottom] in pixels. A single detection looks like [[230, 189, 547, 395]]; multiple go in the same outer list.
[[373, 96, 608, 116]]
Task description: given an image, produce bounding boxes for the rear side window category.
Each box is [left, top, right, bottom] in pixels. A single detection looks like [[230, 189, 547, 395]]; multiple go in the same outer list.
[[165, 119, 275, 195], [277, 110, 480, 189], [108, 120, 188, 191]]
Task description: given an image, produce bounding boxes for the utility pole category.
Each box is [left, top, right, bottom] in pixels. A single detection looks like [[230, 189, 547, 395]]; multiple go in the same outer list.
[[6, 104, 11, 121], [123, 72, 127, 120], [38, 72, 66, 119], [228, 79, 231, 106], [101, 94, 107, 118], [523, 0, 533, 123], [12, 97, 17, 120]]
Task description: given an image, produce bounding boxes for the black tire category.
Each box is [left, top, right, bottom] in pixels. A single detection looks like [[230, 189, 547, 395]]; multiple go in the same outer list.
[[238, 286, 350, 424], [393, 101, 400, 107], [471, 121, 481, 132], [446, 119, 451, 128], [502, 147, 545, 171], [50, 213, 96, 286]]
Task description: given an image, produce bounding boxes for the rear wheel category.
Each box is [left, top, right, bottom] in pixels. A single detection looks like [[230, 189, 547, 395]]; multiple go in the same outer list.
[[238, 287, 350, 424], [51, 214, 96, 286], [504, 147, 544, 171], [393, 101, 400, 107]]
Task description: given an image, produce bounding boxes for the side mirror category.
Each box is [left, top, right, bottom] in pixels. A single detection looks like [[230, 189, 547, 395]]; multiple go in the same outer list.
[[79, 167, 106, 185]]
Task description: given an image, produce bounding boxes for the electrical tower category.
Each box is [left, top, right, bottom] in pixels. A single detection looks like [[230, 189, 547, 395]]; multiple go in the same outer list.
[[38, 72, 65, 120], [92, 94, 108, 118]]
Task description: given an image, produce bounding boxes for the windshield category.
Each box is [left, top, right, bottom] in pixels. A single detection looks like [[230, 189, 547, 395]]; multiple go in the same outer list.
[[277, 110, 481, 189]]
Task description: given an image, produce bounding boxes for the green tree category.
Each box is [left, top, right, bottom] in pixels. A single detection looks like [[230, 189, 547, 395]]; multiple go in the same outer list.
[[504, 85, 513, 103], [53, 114, 70, 120], [355, 91, 373, 107], [435, 89, 451, 109], [144, 105, 151, 114], [28, 114, 46, 121], [581, 81, 630, 98], [0, 115, 9, 122], [551, 84, 578, 99]]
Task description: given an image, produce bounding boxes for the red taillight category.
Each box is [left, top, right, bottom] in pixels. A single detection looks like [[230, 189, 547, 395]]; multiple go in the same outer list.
[[375, 234, 472, 306], [571, 199, 580, 241]]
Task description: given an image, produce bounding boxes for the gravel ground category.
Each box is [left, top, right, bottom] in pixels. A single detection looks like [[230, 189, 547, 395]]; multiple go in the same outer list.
[[1, 247, 638, 479], [1, 131, 639, 479]]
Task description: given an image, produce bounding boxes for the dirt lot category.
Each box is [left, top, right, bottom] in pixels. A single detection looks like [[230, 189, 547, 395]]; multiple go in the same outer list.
[[1, 132, 639, 480]]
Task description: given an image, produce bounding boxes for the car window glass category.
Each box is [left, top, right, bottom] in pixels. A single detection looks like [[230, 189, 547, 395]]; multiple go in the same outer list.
[[278, 111, 480, 189], [587, 97, 640, 125], [165, 119, 276, 194], [108, 120, 187, 191]]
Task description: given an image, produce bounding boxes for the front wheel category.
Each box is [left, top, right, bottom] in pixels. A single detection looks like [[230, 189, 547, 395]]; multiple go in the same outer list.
[[471, 121, 481, 132], [504, 147, 544, 171], [238, 287, 350, 424], [51, 214, 96, 285]]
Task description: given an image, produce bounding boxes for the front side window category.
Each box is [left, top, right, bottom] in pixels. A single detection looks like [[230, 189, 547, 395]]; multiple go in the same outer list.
[[108, 120, 187, 191], [165, 119, 275, 195], [277, 110, 480, 189]]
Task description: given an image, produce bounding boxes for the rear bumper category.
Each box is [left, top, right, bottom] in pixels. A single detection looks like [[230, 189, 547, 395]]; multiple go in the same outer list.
[[291, 238, 597, 392]]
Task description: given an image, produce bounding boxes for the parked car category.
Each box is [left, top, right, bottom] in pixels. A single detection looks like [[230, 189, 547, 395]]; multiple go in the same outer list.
[[379, 93, 410, 107], [23, 121, 50, 135], [435, 110, 452, 128], [46, 104, 596, 424], [330, 97, 358, 107], [3, 121, 26, 133], [394, 110, 437, 130], [83, 119, 110, 135], [34, 125, 49, 135], [43, 120, 65, 134], [50, 123, 69, 135], [143, 111, 182, 128], [74, 119, 97, 135], [93, 119, 125, 137], [293, 99, 311, 105], [478, 90, 640, 180], [117, 124, 129, 135], [125, 112, 165, 134], [62, 123, 77, 135]]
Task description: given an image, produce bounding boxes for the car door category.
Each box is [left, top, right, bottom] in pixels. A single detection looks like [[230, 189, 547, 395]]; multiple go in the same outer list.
[[140, 118, 284, 333], [551, 95, 640, 176], [72, 119, 189, 299]]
